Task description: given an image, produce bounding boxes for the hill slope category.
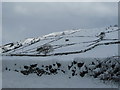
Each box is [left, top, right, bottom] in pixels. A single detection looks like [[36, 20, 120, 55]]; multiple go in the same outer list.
[[1, 25, 119, 58], [2, 25, 120, 88]]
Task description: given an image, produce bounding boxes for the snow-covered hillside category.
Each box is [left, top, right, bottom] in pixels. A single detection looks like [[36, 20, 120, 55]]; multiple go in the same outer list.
[[1, 25, 119, 57], [2, 25, 120, 88]]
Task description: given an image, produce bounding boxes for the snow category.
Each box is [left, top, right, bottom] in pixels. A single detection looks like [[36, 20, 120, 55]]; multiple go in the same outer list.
[[2, 56, 120, 88], [22, 38, 35, 45], [1, 26, 119, 58], [1, 26, 120, 88], [2, 71, 117, 88]]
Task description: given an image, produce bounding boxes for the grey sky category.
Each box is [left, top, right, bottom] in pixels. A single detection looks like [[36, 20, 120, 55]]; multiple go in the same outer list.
[[2, 2, 118, 44]]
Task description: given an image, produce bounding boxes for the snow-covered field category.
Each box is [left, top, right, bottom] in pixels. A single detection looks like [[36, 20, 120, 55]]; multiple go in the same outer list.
[[1, 25, 120, 88], [1, 26, 119, 57], [2, 71, 117, 88], [2, 56, 120, 88]]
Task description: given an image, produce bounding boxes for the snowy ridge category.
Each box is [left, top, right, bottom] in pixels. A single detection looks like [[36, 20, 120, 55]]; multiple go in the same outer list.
[[1, 25, 120, 57]]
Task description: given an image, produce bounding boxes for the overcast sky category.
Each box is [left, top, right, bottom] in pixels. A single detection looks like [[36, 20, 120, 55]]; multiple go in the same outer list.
[[2, 2, 118, 44]]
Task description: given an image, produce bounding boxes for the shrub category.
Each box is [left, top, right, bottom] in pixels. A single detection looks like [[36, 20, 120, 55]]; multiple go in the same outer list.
[[36, 44, 54, 55]]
